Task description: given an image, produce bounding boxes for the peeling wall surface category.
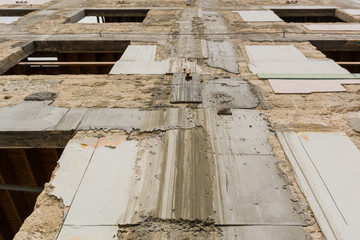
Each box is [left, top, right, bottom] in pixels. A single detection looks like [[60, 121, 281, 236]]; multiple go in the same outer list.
[[1, 0, 360, 239]]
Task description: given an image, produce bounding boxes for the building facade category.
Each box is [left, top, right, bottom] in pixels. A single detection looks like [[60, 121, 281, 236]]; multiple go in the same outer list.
[[0, 0, 360, 239]]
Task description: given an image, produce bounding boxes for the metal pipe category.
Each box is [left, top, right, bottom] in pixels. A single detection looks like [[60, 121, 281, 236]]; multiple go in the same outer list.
[[0, 184, 43, 193]]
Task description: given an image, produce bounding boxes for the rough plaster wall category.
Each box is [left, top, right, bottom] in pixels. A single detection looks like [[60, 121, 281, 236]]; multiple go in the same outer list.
[[13, 187, 64, 240]]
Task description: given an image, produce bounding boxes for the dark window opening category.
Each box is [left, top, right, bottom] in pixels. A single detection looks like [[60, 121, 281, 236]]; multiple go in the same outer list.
[[0, 148, 64, 240], [74, 9, 149, 23], [272, 9, 346, 23], [310, 40, 360, 73], [0, 9, 35, 24], [3, 40, 130, 75]]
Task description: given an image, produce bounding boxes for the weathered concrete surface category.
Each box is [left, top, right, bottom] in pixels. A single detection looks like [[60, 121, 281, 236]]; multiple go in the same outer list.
[[207, 41, 240, 73], [202, 77, 258, 110], [170, 73, 202, 103], [349, 115, 360, 133]]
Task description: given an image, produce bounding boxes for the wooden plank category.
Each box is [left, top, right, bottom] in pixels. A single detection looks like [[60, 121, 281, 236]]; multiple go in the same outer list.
[[337, 62, 360, 65], [258, 73, 357, 79], [18, 62, 115, 66]]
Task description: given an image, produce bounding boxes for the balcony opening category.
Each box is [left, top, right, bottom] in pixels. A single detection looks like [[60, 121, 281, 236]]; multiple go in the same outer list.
[[272, 9, 346, 23], [310, 40, 360, 73], [0, 148, 64, 240], [3, 40, 130, 75]]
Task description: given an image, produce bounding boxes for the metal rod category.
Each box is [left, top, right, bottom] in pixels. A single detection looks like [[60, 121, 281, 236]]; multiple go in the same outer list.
[[0, 184, 43, 193]]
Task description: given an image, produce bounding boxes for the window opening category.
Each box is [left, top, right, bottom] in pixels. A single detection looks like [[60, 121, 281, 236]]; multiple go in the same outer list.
[[75, 9, 149, 23], [0, 148, 64, 239], [3, 41, 130, 75], [310, 40, 360, 73], [272, 9, 346, 23]]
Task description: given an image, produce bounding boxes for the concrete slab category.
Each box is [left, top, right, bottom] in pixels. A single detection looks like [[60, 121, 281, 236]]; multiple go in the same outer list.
[[305, 23, 360, 31], [278, 132, 360, 240], [50, 109, 87, 131], [205, 109, 273, 155], [202, 78, 258, 109], [77, 108, 195, 132], [221, 226, 307, 240], [50, 138, 99, 206], [57, 225, 118, 240], [64, 138, 138, 225], [170, 73, 202, 103], [216, 154, 305, 225], [0, 101, 68, 131], [234, 10, 283, 22], [207, 41, 240, 73]]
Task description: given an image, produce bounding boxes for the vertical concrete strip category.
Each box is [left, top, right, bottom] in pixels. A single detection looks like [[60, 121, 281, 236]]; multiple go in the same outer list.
[[215, 155, 305, 224], [278, 132, 360, 240], [50, 138, 99, 206], [176, 9, 205, 58]]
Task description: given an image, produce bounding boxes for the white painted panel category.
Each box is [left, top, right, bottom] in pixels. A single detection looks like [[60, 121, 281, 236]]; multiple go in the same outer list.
[[297, 132, 360, 240], [343, 9, 360, 15], [234, 10, 283, 22], [57, 225, 118, 240], [245, 45, 350, 75], [305, 23, 360, 31], [0, 16, 20, 24], [77, 16, 102, 23], [120, 45, 157, 61], [50, 138, 99, 206], [268, 79, 347, 93], [245, 45, 307, 62], [278, 132, 360, 240], [64, 139, 138, 225]]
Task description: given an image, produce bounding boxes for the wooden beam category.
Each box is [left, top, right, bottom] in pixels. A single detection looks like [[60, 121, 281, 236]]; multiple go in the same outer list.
[[0, 202, 14, 240], [24, 149, 47, 186], [0, 150, 30, 223], [18, 62, 115, 66], [337, 62, 360, 65]]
